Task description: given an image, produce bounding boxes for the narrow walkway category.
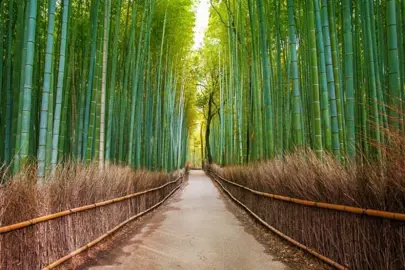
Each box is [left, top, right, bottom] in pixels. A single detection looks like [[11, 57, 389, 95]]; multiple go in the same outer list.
[[87, 170, 288, 269]]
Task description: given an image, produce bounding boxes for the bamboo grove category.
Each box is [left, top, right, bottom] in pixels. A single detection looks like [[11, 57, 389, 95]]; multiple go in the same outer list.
[[0, 0, 196, 179], [201, 0, 405, 165]]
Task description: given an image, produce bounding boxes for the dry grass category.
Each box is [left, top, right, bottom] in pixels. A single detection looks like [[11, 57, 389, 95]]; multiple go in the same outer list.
[[0, 163, 182, 269], [208, 146, 405, 269]]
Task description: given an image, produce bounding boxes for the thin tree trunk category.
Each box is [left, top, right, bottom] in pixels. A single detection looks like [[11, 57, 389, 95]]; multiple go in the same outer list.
[[51, 0, 69, 170], [100, 0, 111, 169], [38, 0, 56, 180]]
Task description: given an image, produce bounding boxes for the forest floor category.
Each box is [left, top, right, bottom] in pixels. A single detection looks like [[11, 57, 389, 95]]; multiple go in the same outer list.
[[71, 170, 328, 270]]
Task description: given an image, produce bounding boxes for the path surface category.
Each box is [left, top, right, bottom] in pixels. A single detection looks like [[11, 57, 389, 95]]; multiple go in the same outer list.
[[86, 170, 288, 270]]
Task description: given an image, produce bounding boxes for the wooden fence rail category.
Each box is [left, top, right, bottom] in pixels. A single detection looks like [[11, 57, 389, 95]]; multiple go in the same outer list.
[[208, 170, 405, 269], [209, 171, 405, 221], [0, 176, 183, 234], [43, 182, 182, 269], [207, 171, 346, 269]]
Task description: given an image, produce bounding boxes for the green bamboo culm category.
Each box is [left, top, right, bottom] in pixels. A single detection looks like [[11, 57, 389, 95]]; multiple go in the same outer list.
[[0, 4, 4, 159], [343, 0, 356, 159], [287, 0, 303, 148], [0, 0, 193, 178], [321, 0, 341, 160], [314, 0, 331, 153], [307, 0, 323, 159], [51, 0, 70, 171], [256, 0, 274, 159], [83, 0, 100, 163], [3, 0, 404, 179], [19, 0, 38, 168], [38, 0, 57, 179], [105, 0, 123, 164], [99, 0, 112, 169], [4, 0, 15, 164], [202, 0, 405, 167], [387, 0, 401, 131]]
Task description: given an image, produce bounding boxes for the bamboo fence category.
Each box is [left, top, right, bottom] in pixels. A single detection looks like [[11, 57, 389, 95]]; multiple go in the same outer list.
[[207, 170, 405, 269], [0, 176, 183, 269]]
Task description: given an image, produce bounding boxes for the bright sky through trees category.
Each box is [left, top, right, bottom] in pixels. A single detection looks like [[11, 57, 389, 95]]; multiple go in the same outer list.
[[192, 0, 210, 50]]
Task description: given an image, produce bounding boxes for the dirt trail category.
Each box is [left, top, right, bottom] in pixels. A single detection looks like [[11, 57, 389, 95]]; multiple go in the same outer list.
[[85, 170, 289, 270]]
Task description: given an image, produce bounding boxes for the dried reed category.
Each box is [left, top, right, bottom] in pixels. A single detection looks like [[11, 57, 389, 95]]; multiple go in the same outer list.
[[0, 163, 182, 269], [208, 146, 405, 269]]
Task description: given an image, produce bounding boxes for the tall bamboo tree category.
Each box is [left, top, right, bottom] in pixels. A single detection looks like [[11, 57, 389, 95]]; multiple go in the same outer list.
[[38, 0, 57, 179], [51, 0, 70, 170]]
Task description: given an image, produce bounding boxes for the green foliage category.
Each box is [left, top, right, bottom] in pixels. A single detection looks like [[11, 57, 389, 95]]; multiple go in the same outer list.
[[201, 0, 405, 166], [0, 0, 198, 179], [3, 0, 405, 177]]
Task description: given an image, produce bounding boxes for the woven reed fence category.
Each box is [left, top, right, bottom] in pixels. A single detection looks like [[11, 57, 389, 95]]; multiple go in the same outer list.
[[0, 175, 182, 269], [207, 169, 405, 270]]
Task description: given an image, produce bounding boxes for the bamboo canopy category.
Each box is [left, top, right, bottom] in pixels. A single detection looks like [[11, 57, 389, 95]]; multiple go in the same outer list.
[[0, 0, 196, 180], [201, 0, 405, 165]]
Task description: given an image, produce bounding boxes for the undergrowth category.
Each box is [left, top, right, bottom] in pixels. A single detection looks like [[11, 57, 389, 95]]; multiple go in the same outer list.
[[0, 163, 182, 269], [211, 141, 405, 213], [208, 142, 405, 269]]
